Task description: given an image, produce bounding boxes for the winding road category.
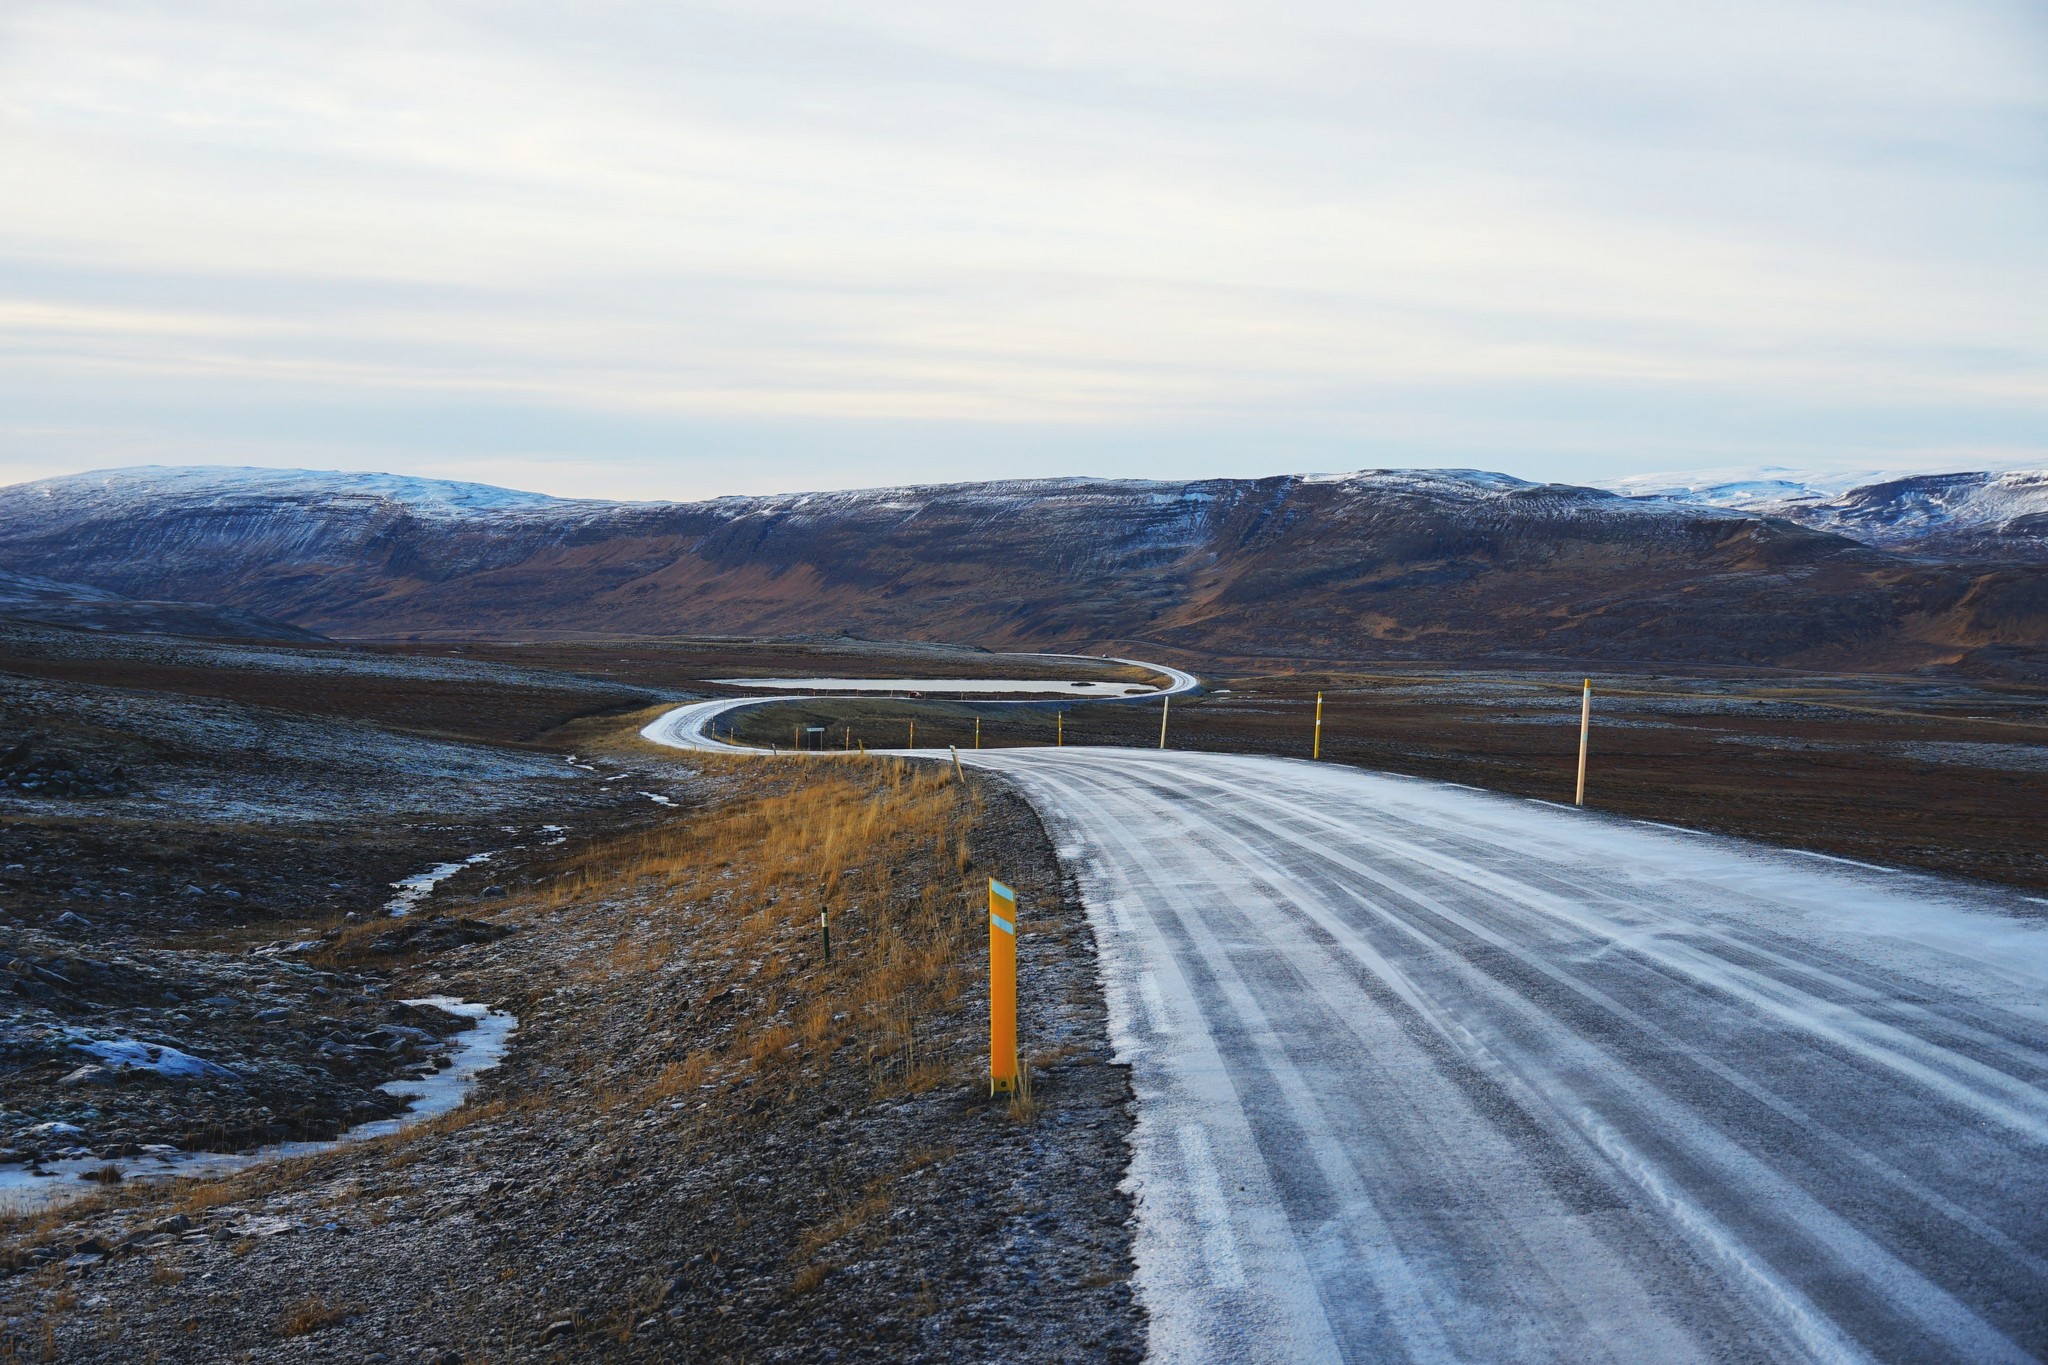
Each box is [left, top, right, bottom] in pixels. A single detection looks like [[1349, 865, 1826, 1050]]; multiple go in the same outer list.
[[644, 669, 2048, 1364]]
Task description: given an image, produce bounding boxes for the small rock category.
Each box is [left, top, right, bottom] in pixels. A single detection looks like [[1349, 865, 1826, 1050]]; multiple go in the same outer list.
[[24, 1121, 85, 1139], [541, 1320, 576, 1342], [224, 1215, 302, 1238], [59, 1065, 114, 1087], [53, 911, 93, 930]]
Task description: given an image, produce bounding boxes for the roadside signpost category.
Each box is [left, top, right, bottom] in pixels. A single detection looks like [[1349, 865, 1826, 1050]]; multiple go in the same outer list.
[[1575, 679, 1592, 806], [988, 879, 1018, 1095], [1314, 690, 1324, 759], [1159, 694, 1171, 749]]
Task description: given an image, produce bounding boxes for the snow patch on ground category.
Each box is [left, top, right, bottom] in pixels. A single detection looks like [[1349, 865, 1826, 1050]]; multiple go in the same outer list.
[[1, 999, 515, 1213], [385, 853, 495, 916], [60, 1033, 237, 1081]]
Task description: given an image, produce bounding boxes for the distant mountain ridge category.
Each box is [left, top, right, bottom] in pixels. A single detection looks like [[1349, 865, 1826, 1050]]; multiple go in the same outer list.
[[1608, 466, 2048, 559], [0, 463, 2043, 676]]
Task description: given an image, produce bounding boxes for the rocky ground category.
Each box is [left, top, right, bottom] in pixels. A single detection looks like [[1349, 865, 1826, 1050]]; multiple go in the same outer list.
[[0, 629, 704, 1190], [0, 632, 1143, 1363], [0, 930, 475, 1166]]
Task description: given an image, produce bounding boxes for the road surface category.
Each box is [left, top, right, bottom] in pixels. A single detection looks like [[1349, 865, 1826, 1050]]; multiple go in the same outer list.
[[645, 692, 2048, 1363]]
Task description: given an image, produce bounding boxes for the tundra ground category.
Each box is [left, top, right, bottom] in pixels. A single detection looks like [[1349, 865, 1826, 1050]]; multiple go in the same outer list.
[[0, 622, 1141, 1362]]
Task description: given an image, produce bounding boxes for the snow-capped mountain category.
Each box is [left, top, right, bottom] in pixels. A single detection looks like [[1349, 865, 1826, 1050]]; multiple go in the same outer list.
[[29, 465, 588, 519], [0, 463, 2043, 676], [1608, 465, 2048, 558]]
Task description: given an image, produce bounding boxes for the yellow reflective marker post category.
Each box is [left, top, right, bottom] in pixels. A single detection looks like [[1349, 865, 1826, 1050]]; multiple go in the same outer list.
[[1056, 710, 1063, 747], [1575, 678, 1592, 806], [974, 717, 981, 750], [988, 879, 1019, 1095], [1313, 690, 1324, 759], [908, 719, 915, 750], [1159, 694, 1171, 749]]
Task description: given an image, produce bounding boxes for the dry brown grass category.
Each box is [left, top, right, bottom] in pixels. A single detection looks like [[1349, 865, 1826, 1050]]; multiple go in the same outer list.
[[1006, 1062, 1041, 1123], [495, 756, 991, 1113], [794, 1191, 894, 1263], [786, 1143, 960, 1294], [790, 1261, 836, 1295], [277, 1295, 354, 1338]]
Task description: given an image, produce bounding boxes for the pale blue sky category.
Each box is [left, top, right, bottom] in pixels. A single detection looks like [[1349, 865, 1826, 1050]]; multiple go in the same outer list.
[[1, 0, 2043, 499]]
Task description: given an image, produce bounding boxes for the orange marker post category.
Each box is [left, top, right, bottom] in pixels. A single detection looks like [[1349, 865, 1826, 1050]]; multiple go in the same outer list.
[[988, 879, 1019, 1095], [1313, 690, 1324, 760]]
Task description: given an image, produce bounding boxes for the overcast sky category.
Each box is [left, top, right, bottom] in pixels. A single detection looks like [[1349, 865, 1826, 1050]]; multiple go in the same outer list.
[[1, 0, 2043, 499]]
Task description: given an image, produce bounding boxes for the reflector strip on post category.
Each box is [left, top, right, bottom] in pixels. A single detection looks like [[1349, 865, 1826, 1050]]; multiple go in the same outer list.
[[989, 878, 1018, 1095]]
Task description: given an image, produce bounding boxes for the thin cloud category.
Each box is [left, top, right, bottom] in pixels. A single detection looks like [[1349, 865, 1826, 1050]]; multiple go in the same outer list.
[[1, 0, 2042, 496]]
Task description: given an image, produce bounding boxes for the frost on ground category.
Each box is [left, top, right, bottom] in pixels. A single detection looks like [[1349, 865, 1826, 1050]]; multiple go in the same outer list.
[[0, 623, 700, 1247], [0, 670, 575, 823], [1, 760, 1142, 1364]]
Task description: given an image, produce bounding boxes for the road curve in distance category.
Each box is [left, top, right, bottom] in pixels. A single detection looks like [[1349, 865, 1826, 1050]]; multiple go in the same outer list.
[[636, 654, 1197, 754], [956, 747, 2048, 1365]]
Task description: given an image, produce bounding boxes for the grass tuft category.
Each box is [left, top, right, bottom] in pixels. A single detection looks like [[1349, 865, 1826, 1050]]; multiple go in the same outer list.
[[277, 1295, 354, 1338]]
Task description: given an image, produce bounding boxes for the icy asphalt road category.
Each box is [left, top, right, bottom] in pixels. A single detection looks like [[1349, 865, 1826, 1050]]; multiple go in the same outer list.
[[645, 698, 2048, 1363]]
